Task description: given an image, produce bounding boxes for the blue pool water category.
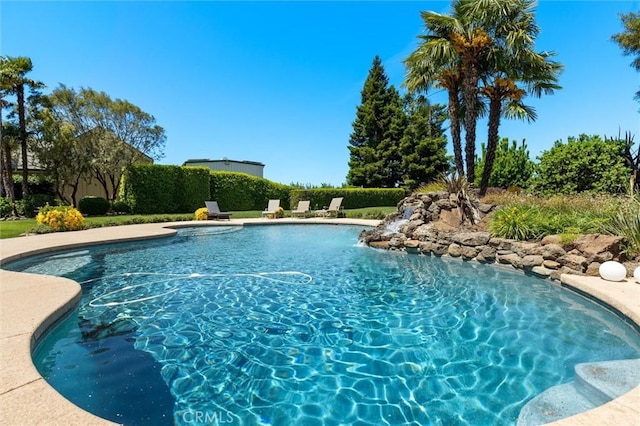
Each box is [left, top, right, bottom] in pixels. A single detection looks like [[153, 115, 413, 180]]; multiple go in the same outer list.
[[6, 225, 640, 425]]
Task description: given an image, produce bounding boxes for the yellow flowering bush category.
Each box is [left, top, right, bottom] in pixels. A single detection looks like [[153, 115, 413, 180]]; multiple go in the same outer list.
[[36, 205, 85, 232], [194, 207, 208, 220]]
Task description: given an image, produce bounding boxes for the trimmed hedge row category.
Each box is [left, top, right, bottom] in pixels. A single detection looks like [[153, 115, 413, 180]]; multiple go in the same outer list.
[[290, 188, 406, 210], [119, 165, 210, 214], [119, 164, 404, 214], [210, 171, 291, 211]]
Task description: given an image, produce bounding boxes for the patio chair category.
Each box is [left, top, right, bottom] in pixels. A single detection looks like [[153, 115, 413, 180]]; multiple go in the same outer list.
[[291, 200, 311, 218], [261, 199, 280, 218], [205, 201, 232, 220], [315, 197, 344, 218]]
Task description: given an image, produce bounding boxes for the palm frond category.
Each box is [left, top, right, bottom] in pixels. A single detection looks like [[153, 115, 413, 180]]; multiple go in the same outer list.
[[503, 99, 537, 122]]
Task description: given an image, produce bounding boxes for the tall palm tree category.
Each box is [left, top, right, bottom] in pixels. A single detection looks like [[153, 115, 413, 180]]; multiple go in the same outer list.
[[405, 2, 492, 183], [463, 0, 563, 195], [0, 123, 20, 215], [405, 52, 465, 176], [0, 56, 44, 198], [478, 53, 562, 195]]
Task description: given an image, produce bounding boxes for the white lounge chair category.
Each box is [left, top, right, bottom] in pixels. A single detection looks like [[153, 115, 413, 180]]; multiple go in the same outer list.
[[291, 200, 311, 218], [315, 197, 344, 218], [261, 199, 280, 218], [205, 201, 232, 220]]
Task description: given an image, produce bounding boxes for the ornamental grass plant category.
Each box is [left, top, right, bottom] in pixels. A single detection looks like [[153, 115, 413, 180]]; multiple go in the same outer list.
[[603, 195, 640, 257], [484, 193, 623, 241]]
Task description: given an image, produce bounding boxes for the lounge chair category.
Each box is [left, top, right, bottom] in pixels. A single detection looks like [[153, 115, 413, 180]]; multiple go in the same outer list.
[[315, 197, 344, 218], [291, 200, 311, 218], [205, 201, 232, 220], [261, 199, 280, 218]]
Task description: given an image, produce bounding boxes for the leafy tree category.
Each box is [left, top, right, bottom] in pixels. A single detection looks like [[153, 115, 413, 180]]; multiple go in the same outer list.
[[475, 138, 534, 188], [612, 12, 640, 102], [0, 56, 44, 198], [399, 95, 449, 189], [531, 134, 630, 194], [40, 85, 166, 201], [31, 108, 94, 206], [606, 131, 639, 194], [347, 56, 405, 187]]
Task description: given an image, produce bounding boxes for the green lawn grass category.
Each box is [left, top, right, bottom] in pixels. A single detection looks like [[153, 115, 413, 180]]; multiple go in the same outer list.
[[0, 207, 396, 239]]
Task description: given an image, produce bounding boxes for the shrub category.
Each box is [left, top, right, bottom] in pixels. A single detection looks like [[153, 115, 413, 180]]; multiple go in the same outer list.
[[347, 209, 389, 220], [531, 134, 630, 194], [36, 205, 85, 232], [78, 196, 110, 216], [16, 194, 56, 218], [194, 207, 208, 220], [0, 197, 14, 217], [111, 200, 131, 214]]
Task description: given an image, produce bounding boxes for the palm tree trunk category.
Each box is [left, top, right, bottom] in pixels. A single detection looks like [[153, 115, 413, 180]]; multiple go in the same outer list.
[[448, 89, 464, 176], [17, 83, 29, 198], [0, 112, 18, 216], [462, 62, 479, 184], [479, 96, 502, 196]]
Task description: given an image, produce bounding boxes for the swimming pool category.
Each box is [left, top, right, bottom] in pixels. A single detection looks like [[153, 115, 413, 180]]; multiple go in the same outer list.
[[7, 225, 640, 425]]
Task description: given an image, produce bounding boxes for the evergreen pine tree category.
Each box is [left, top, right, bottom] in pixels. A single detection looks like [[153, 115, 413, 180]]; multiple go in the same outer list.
[[399, 94, 449, 189], [347, 56, 397, 187], [377, 86, 407, 187], [475, 138, 535, 189]]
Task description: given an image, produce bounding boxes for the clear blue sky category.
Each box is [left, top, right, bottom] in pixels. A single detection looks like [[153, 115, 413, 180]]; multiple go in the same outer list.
[[2, 1, 639, 186]]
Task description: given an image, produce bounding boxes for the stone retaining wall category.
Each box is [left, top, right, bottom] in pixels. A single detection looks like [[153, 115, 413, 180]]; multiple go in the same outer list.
[[360, 192, 639, 280]]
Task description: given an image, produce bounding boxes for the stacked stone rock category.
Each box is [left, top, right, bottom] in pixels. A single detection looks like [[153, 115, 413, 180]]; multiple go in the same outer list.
[[360, 192, 639, 280]]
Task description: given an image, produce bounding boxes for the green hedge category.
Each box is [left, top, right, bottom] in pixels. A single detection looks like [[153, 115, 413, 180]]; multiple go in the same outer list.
[[177, 167, 212, 213], [119, 165, 406, 214], [290, 188, 406, 210], [120, 164, 210, 214], [209, 171, 291, 211]]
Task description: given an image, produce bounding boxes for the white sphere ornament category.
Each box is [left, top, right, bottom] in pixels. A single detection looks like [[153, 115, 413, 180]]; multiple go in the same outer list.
[[599, 261, 627, 282], [634, 266, 640, 283]]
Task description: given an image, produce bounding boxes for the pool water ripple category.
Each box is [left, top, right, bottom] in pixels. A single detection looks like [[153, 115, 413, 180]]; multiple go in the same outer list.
[[8, 225, 639, 425]]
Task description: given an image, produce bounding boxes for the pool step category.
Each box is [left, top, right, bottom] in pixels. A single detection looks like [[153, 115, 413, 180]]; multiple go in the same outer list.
[[517, 358, 640, 425]]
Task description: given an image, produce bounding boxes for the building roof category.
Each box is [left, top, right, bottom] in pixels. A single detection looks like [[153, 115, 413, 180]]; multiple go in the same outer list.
[[183, 158, 265, 167]]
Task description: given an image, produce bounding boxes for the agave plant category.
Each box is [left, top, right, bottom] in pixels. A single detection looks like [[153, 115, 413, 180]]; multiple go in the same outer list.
[[440, 172, 480, 225]]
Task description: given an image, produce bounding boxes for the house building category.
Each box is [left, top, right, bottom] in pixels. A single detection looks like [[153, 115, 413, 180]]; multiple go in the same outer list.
[[5, 132, 153, 203], [183, 158, 265, 178]]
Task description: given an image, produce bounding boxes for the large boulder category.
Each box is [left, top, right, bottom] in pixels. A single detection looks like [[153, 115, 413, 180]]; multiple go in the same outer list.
[[573, 234, 626, 259], [452, 232, 491, 247], [542, 244, 566, 260]]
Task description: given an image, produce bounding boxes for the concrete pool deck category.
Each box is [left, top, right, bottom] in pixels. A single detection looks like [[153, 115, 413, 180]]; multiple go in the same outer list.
[[0, 218, 638, 425]]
